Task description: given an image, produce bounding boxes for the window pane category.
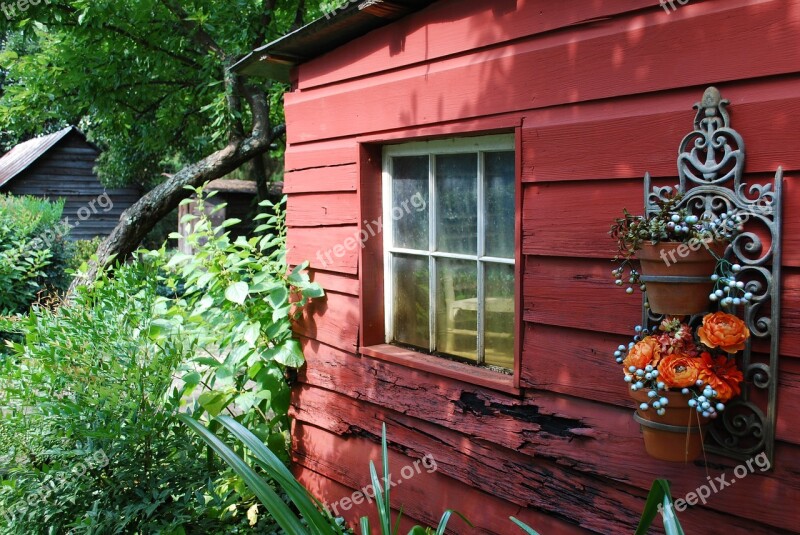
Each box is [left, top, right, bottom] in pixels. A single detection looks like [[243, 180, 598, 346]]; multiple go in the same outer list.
[[391, 156, 429, 250], [435, 258, 477, 361], [484, 151, 515, 259], [392, 254, 429, 349], [484, 263, 515, 369], [435, 154, 477, 254]]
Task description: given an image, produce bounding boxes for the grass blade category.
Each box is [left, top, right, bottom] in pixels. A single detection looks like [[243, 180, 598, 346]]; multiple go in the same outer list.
[[359, 516, 371, 535], [179, 414, 309, 535], [634, 479, 684, 535], [215, 415, 340, 535], [369, 459, 391, 534], [510, 516, 541, 534], [434, 510, 472, 534], [381, 423, 393, 534]]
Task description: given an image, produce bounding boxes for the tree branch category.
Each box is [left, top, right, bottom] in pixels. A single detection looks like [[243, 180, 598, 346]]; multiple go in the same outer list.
[[69, 86, 273, 293], [253, 0, 277, 48]]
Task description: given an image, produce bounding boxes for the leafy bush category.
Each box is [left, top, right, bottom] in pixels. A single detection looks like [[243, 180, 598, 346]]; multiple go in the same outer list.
[[152, 188, 323, 457], [0, 260, 279, 533], [65, 236, 103, 272], [0, 194, 71, 313], [0, 187, 322, 533]]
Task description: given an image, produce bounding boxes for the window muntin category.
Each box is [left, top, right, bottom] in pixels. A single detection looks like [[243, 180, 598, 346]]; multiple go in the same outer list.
[[383, 135, 515, 370]]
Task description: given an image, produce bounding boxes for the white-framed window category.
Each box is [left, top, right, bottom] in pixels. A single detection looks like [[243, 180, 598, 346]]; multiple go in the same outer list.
[[382, 134, 516, 370]]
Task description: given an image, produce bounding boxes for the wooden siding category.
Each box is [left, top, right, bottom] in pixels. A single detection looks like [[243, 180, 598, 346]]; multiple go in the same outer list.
[[3, 132, 140, 241], [282, 1, 800, 533]]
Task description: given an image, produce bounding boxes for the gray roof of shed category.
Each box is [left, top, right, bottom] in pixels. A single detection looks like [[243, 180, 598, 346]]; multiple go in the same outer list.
[[0, 126, 93, 188], [232, 0, 436, 81]]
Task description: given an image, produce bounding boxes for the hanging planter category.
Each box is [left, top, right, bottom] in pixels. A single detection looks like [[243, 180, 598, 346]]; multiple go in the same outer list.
[[637, 241, 726, 316], [630, 389, 709, 462]]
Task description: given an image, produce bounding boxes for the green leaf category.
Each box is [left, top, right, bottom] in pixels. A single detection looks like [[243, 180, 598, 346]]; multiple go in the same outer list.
[[634, 479, 684, 535], [182, 371, 202, 386], [179, 415, 310, 535], [268, 286, 289, 308], [214, 415, 343, 535], [225, 281, 249, 305], [510, 516, 541, 535], [273, 339, 305, 367], [197, 391, 228, 416], [243, 322, 261, 347]]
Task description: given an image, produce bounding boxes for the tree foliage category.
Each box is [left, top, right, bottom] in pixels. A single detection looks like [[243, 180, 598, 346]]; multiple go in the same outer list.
[[1, 0, 323, 187]]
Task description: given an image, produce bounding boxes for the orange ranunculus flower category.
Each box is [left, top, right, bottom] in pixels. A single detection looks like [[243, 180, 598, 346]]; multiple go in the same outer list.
[[698, 312, 750, 353], [623, 336, 662, 375], [697, 351, 745, 402], [657, 353, 700, 388]]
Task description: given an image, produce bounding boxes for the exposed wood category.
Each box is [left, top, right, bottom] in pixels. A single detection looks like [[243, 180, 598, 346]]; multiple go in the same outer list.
[[521, 323, 800, 446], [293, 347, 800, 531], [292, 421, 598, 535], [360, 344, 518, 395], [285, 0, 800, 143], [279, 0, 800, 531]]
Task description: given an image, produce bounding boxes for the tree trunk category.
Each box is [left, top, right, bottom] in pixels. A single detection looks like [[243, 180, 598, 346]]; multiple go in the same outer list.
[[69, 84, 275, 293]]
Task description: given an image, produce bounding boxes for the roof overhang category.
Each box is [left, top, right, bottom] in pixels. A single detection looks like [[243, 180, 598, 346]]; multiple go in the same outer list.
[[231, 0, 437, 82]]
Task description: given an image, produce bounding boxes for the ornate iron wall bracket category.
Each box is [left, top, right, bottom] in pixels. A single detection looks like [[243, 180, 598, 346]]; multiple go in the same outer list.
[[643, 87, 782, 465]]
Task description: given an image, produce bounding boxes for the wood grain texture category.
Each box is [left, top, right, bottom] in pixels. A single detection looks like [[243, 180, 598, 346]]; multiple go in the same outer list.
[[296, 0, 658, 90], [288, 225, 360, 274], [284, 139, 356, 172], [278, 0, 800, 532], [521, 323, 800, 445], [283, 164, 357, 194], [293, 348, 800, 532], [286, 0, 800, 143], [286, 192, 359, 227], [292, 422, 594, 535], [293, 291, 359, 353]]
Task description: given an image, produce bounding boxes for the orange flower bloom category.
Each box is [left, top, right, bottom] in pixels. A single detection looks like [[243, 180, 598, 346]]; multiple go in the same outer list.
[[657, 353, 700, 388], [698, 312, 750, 353], [697, 352, 744, 402], [623, 336, 662, 375]]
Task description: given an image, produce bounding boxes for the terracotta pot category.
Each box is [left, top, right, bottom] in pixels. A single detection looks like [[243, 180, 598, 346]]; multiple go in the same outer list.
[[637, 241, 727, 316], [630, 390, 709, 462]]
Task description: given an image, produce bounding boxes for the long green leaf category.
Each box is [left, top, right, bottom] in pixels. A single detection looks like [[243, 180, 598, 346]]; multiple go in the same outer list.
[[634, 479, 684, 535], [178, 414, 309, 535], [382, 423, 393, 534], [434, 510, 472, 534], [510, 516, 541, 534], [215, 415, 340, 535], [369, 459, 391, 535], [359, 517, 371, 535]]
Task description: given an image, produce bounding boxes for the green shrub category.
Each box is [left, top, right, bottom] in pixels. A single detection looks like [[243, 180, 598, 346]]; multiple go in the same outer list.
[[0, 187, 322, 533], [152, 188, 323, 456], [0, 194, 71, 313], [65, 236, 103, 272], [0, 260, 280, 533]]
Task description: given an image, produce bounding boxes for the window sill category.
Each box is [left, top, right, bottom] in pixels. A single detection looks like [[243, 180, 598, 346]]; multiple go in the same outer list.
[[360, 344, 521, 396]]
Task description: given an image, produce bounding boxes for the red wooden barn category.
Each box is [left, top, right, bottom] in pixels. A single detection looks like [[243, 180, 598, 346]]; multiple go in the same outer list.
[[235, 1, 800, 533]]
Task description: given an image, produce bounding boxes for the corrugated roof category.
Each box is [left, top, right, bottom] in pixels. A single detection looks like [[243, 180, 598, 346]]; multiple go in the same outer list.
[[0, 126, 81, 188], [232, 0, 437, 81]]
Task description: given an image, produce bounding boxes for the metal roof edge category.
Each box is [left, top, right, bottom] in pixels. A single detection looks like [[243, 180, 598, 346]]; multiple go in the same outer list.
[[231, 0, 437, 80]]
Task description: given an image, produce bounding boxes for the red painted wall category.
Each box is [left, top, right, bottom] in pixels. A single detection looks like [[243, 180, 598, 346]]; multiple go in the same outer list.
[[281, 1, 800, 533]]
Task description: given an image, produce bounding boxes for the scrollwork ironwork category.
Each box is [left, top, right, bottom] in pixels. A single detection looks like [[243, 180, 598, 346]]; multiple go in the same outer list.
[[642, 87, 781, 465]]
